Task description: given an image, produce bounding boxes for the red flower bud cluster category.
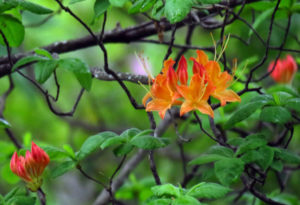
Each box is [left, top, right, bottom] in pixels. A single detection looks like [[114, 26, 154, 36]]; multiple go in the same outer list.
[[10, 142, 50, 191]]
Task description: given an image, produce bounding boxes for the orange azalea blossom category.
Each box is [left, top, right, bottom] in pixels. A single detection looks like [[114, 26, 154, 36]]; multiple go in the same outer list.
[[177, 73, 215, 118], [10, 142, 50, 191], [191, 50, 241, 106], [143, 58, 183, 119]]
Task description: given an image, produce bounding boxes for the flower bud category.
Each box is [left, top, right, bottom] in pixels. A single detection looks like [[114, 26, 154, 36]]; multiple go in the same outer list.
[[268, 55, 298, 84], [176, 55, 188, 85], [10, 142, 50, 192]]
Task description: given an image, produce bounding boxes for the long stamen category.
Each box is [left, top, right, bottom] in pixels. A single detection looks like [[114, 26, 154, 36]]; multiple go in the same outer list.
[[210, 32, 217, 61], [231, 58, 248, 86], [135, 52, 154, 81], [217, 34, 231, 62], [138, 81, 153, 98]]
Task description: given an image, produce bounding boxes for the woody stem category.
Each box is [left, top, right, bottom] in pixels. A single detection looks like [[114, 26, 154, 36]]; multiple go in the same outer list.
[[37, 188, 46, 205]]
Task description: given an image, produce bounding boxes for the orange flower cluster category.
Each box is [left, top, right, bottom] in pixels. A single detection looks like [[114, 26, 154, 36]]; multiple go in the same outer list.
[[10, 142, 50, 191], [143, 50, 241, 119]]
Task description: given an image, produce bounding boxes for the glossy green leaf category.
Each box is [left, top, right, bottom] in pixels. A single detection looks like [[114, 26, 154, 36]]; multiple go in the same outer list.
[[51, 160, 76, 178], [69, 0, 87, 4], [113, 143, 134, 157], [130, 135, 166, 150], [249, 8, 273, 37], [151, 0, 164, 20], [224, 100, 268, 129], [41, 145, 70, 161], [7, 196, 36, 205], [63, 144, 76, 159], [236, 134, 267, 156], [165, 0, 192, 24], [128, 0, 144, 14], [101, 136, 126, 149], [58, 58, 92, 90], [187, 182, 231, 199], [207, 146, 234, 158], [109, 0, 127, 7], [240, 150, 263, 164], [94, 0, 110, 19], [172, 195, 202, 205], [260, 106, 291, 124], [147, 198, 172, 205], [271, 160, 283, 172], [247, 1, 275, 11], [12, 55, 48, 71], [34, 60, 58, 84], [19, 1, 53, 14], [4, 186, 21, 201], [256, 145, 274, 171], [188, 154, 226, 166], [1, 163, 19, 184], [77, 131, 118, 160], [34, 48, 53, 59], [0, 1, 18, 13], [0, 14, 24, 47], [285, 98, 300, 112], [120, 128, 141, 139], [214, 158, 244, 186], [291, 3, 300, 13], [196, 0, 221, 4], [274, 148, 300, 164], [151, 184, 180, 197]]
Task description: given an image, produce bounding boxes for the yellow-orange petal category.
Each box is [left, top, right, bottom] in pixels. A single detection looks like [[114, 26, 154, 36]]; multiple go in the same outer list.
[[179, 101, 195, 116], [142, 92, 152, 106], [213, 89, 241, 106], [162, 58, 175, 74], [146, 99, 171, 112], [195, 101, 214, 118], [196, 50, 209, 65]]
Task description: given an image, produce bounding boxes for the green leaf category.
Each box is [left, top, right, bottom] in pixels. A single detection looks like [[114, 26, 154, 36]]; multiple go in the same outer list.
[[94, 0, 110, 19], [236, 134, 267, 156], [207, 146, 234, 158], [188, 154, 226, 166], [109, 0, 127, 7], [151, 0, 164, 20], [51, 160, 76, 178], [12, 55, 48, 71], [0, 14, 24, 47], [240, 150, 263, 164], [260, 106, 291, 124], [271, 160, 283, 172], [34, 60, 58, 84], [147, 198, 172, 205], [165, 0, 192, 24], [248, 1, 275, 11], [101, 136, 126, 149], [132, 129, 153, 138], [151, 184, 181, 197], [291, 3, 300, 13], [274, 149, 300, 164], [0, 1, 18, 13], [69, 0, 87, 4], [249, 8, 273, 37], [172, 195, 202, 205], [272, 91, 293, 106], [58, 58, 92, 90], [140, 0, 156, 12], [130, 135, 166, 150], [7, 196, 36, 205], [41, 145, 70, 161], [0, 118, 11, 128], [128, 0, 144, 14], [19, 1, 53, 14], [187, 182, 231, 199], [34, 48, 53, 59], [22, 132, 32, 147], [214, 158, 244, 186], [77, 131, 118, 160], [63, 144, 76, 159], [224, 100, 268, 129], [113, 143, 134, 157], [256, 146, 274, 171], [267, 84, 299, 97], [4, 186, 21, 201], [285, 98, 300, 112], [195, 0, 221, 4], [120, 128, 141, 139]]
